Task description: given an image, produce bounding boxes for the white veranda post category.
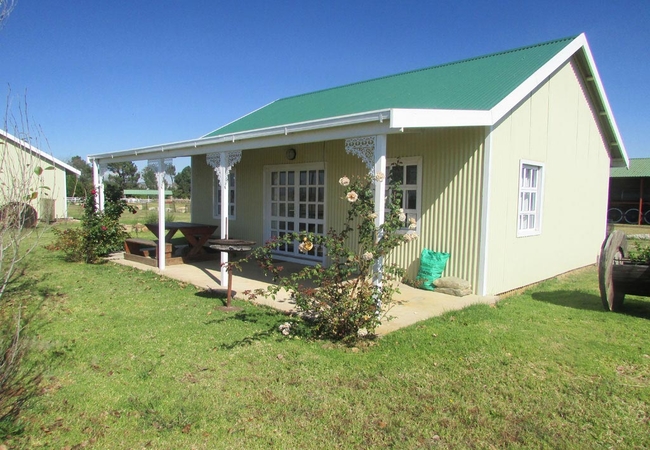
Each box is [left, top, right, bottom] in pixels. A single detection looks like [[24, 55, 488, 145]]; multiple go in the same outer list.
[[206, 151, 241, 284], [149, 158, 171, 271], [344, 135, 387, 289], [91, 160, 106, 211]]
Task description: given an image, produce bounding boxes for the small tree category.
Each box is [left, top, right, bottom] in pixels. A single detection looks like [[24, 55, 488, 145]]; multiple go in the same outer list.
[[0, 94, 53, 436]]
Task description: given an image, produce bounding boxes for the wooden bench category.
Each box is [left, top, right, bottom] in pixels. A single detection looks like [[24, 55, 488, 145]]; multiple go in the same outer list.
[[124, 238, 173, 266]]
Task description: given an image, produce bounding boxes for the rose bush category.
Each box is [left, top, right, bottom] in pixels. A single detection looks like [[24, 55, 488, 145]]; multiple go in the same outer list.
[[238, 165, 417, 343]]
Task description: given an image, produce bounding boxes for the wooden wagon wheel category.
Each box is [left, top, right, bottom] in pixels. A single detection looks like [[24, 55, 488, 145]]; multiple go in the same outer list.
[[598, 230, 627, 311]]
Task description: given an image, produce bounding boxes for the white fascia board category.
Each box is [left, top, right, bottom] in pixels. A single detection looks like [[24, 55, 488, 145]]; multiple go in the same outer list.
[[578, 37, 629, 167], [390, 108, 492, 128], [0, 129, 81, 175], [489, 33, 628, 167], [88, 111, 395, 164]]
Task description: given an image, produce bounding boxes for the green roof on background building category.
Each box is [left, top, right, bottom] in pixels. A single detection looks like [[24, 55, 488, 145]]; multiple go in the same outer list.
[[204, 36, 576, 137], [123, 189, 173, 196], [610, 158, 650, 178]]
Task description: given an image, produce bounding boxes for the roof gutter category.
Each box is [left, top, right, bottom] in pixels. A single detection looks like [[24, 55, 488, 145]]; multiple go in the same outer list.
[[88, 109, 393, 163]]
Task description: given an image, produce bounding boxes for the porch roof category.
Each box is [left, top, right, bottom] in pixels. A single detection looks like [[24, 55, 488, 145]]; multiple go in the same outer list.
[[88, 34, 627, 168]]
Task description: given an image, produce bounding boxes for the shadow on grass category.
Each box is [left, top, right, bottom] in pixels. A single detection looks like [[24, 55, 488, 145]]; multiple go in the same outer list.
[[0, 268, 60, 439], [196, 294, 290, 348], [532, 290, 650, 319]]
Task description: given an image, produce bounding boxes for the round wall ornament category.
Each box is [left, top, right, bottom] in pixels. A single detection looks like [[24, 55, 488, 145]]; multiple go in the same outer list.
[[286, 148, 297, 160]]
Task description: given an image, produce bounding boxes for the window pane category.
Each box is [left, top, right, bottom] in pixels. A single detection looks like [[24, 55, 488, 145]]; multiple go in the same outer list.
[[406, 165, 417, 185], [391, 165, 403, 184], [300, 171, 307, 185], [279, 171, 286, 185], [288, 171, 295, 185], [271, 188, 277, 201], [406, 190, 417, 210], [288, 187, 294, 201], [272, 172, 278, 185], [318, 170, 325, 185], [309, 170, 316, 185], [309, 187, 316, 202]]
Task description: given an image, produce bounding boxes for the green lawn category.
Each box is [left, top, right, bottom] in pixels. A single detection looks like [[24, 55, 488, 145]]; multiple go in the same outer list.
[[67, 200, 191, 225], [4, 228, 650, 448]]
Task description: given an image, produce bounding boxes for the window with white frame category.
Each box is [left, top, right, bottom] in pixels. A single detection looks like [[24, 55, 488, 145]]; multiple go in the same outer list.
[[388, 158, 422, 232], [213, 170, 236, 219], [517, 161, 544, 236]]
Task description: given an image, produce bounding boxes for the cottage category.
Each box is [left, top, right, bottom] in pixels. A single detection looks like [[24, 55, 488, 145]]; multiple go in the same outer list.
[[1, 129, 80, 221], [88, 33, 627, 295]]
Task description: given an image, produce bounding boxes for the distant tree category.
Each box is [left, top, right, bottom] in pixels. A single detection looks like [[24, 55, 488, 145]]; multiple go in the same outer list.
[[142, 166, 158, 190], [165, 163, 176, 186], [66, 155, 93, 197], [172, 166, 191, 199], [106, 161, 139, 190]]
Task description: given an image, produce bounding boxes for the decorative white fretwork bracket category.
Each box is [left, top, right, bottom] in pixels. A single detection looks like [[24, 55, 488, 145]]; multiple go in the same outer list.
[[206, 151, 242, 185], [345, 136, 376, 171], [148, 158, 173, 189]]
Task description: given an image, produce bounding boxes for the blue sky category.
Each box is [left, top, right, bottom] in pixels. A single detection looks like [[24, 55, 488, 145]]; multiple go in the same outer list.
[[0, 0, 648, 172]]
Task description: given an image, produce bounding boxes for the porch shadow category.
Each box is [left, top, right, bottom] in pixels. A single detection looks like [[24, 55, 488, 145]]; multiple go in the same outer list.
[[112, 254, 499, 334]]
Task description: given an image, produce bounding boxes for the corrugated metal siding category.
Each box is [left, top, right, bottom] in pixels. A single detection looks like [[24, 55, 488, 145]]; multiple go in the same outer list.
[[192, 130, 486, 291], [386, 129, 485, 290]]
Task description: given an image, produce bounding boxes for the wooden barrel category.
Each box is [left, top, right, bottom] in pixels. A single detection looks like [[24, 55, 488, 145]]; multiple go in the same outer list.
[[598, 230, 627, 311]]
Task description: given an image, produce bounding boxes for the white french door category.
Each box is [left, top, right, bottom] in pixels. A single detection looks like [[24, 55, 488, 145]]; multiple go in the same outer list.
[[264, 164, 326, 263]]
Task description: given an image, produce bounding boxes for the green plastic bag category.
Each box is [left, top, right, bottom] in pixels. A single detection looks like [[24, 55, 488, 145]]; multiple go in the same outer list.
[[416, 248, 450, 291]]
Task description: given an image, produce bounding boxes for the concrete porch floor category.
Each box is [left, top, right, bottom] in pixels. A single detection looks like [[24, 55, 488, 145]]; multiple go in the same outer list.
[[112, 254, 499, 335]]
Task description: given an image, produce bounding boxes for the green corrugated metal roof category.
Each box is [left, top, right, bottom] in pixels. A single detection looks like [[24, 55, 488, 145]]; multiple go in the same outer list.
[[611, 158, 650, 178], [205, 36, 576, 137]]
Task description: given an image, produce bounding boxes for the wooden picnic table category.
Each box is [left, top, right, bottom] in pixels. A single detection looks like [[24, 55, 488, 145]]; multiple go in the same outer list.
[[145, 222, 217, 258]]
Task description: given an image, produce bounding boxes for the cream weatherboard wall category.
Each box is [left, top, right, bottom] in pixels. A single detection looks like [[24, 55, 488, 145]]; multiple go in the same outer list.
[[484, 58, 611, 295], [1, 137, 69, 220], [191, 127, 486, 289]]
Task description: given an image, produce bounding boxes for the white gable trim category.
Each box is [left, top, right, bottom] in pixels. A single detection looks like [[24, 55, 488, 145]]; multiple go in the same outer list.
[[0, 129, 81, 175], [490, 33, 627, 167]]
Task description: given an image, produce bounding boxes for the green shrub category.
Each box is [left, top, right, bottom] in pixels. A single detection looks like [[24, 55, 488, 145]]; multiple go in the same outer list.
[[49, 190, 136, 263]]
